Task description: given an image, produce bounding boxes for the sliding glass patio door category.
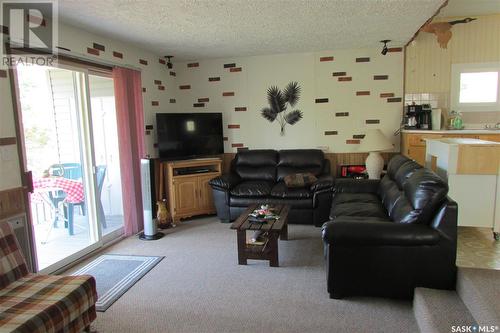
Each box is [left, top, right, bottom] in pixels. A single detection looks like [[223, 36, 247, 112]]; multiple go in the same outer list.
[[16, 63, 124, 273]]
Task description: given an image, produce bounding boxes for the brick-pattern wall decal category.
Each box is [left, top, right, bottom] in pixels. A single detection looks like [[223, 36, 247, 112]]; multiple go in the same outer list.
[[187, 62, 199, 68], [356, 57, 370, 62], [179, 85, 191, 90], [198, 98, 209, 102], [228, 124, 240, 129], [346, 139, 360, 144], [324, 131, 338, 135], [158, 86, 165, 91], [154, 80, 162, 85], [159, 58, 166, 65], [380, 93, 394, 98], [139, 59, 148, 65], [356, 91, 370, 96], [208, 77, 220, 82], [366, 119, 380, 124], [169, 71, 176, 77], [387, 97, 402, 103], [234, 107, 247, 111], [145, 125, 154, 130], [93, 43, 105, 51], [87, 48, 99, 56], [374, 75, 389, 80], [0, 70, 7, 78], [56, 46, 71, 52], [320, 56, 334, 62], [388, 47, 403, 52], [222, 92, 234, 97], [229, 67, 242, 72], [1, 25, 8, 35], [315, 98, 329, 103], [224, 63, 236, 68], [338, 77, 352, 82], [332, 72, 346, 76], [142, 87, 146, 92], [193, 103, 205, 107], [231, 143, 244, 148], [223, 137, 228, 141], [353, 134, 365, 139], [335, 112, 349, 117], [237, 147, 249, 152], [113, 51, 123, 58], [152, 101, 159, 106], [169, 99, 176, 103]]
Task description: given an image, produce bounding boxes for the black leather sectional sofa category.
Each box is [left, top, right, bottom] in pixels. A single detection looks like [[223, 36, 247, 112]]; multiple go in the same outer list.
[[322, 155, 457, 299], [209, 149, 334, 225]]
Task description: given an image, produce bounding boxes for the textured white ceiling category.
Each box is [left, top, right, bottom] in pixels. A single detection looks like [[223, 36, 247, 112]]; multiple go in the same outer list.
[[57, 0, 445, 61], [438, 0, 500, 17]]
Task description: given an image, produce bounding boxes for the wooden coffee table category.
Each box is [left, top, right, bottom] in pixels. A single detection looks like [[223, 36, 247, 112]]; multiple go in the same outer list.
[[230, 204, 290, 267]]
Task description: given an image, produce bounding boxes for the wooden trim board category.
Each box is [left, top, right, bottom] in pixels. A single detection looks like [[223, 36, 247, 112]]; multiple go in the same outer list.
[[0, 187, 25, 220]]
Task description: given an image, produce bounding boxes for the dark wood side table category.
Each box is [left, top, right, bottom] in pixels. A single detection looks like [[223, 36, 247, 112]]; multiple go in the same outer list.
[[230, 204, 290, 267]]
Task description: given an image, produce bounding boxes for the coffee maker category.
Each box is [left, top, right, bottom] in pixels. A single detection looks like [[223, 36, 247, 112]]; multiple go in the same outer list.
[[403, 104, 432, 130], [418, 104, 432, 130], [403, 104, 421, 129]]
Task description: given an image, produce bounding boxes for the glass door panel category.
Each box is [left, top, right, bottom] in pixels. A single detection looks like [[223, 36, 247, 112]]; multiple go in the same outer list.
[[17, 64, 98, 271], [88, 74, 124, 237]]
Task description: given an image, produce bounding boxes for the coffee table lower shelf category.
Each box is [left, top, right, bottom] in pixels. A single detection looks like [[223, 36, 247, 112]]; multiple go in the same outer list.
[[231, 204, 290, 267]]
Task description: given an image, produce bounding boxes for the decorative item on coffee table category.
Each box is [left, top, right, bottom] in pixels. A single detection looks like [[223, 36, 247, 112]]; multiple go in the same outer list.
[[231, 204, 290, 267]]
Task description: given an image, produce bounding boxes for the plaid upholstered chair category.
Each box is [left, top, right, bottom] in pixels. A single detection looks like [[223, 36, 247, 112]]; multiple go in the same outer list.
[[0, 223, 97, 333]]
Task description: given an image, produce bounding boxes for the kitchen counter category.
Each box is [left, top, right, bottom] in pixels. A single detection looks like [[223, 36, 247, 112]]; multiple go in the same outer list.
[[402, 129, 500, 134]]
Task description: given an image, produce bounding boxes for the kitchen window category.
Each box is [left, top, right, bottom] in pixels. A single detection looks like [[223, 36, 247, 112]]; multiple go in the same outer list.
[[451, 62, 500, 112]]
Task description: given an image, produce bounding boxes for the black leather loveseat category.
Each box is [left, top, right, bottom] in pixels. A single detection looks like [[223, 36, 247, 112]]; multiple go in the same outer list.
[[322, 155, 457, 299], [209, 149, 334, 225]]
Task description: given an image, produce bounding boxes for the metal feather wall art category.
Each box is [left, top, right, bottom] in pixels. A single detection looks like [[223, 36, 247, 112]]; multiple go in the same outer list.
[[260, 81, 303, 136], [420, 17, 477, 49]]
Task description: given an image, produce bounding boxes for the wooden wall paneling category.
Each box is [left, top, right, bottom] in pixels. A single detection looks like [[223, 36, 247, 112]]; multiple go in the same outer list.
[[0, 187, 25, 220]]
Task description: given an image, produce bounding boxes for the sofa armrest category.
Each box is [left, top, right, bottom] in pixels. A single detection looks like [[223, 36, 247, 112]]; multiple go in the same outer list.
[[310, 174, 334, 192], [334, 178, 380, 194], [322, 219, 440, 247], [209, 173, 241, 191]]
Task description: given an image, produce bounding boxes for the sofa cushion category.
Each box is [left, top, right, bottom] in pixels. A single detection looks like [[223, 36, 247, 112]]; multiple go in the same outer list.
[[230, 180, 273, 197], [387, 168, 448, 224], [277, 149, 324, 181], [333, 193, 380, 205], [331, 202, 388, 220], [233, 150, 278, 181], [378, 158, 422, 217], [271, 182, 312, 199], [0, 274, 97, 333], [229, 196, 313, 209]]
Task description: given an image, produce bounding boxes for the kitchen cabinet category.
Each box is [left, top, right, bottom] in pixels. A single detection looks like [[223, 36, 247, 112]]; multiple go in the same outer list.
[[401, 131, 499, 166]]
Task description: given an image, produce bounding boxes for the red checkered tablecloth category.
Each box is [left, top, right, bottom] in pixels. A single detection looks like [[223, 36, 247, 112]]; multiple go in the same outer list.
[[32, 177, 85, 203]]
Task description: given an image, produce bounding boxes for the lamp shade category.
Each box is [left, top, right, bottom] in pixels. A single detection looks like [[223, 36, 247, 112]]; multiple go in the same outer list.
[[358, 129, 393, 152]]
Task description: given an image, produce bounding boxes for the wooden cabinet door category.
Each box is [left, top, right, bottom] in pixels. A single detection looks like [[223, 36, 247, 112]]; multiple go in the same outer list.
[[198, 174, 215, 211], [479, 134, 500, 142], [173, 176, 198, 215], [408, 146, 426, 166]]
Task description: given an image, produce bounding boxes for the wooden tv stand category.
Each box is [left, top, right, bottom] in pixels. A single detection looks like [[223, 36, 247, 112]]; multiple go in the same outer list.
[[158, 158, 222, 224]]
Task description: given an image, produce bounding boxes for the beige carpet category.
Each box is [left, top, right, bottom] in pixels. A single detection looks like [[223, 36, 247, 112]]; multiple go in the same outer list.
[[69, 217, 417, 333]]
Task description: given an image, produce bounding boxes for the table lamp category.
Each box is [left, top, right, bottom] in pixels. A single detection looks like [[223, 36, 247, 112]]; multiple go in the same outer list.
[[358, 129, 393, 179]]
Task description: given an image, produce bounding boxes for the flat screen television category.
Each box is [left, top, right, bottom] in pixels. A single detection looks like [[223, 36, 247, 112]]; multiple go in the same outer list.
[[156, 113, 224, 160]]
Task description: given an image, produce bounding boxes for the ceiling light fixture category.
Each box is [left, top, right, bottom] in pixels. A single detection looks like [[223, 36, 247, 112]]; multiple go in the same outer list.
[[165, 56, 173, 69], [380, 40, 391, 55]]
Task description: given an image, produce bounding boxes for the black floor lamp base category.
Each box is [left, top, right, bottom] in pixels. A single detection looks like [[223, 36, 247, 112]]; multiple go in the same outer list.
[[139, 232, 164, 241]]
